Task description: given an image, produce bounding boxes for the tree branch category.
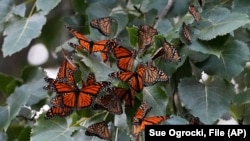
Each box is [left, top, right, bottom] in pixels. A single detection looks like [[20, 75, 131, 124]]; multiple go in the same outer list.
[[154, 0, 175, 28]]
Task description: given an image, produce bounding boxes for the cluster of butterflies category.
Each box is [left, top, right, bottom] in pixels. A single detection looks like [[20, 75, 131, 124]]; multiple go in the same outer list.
[[43, 2, 201, 140]]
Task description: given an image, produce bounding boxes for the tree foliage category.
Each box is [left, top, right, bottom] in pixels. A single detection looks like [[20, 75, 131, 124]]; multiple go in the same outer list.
[[1, 0, 250, 141]]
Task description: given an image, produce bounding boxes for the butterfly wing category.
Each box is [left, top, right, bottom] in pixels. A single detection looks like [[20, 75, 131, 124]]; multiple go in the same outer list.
[[109, 71, 134, 82], [129, 64, 145, 92], [138, 25, 158, 50], [90, 17, 112, 36], [60, 92, 77, 108], [113, 45, 136, 71], [143, 62, 168, 86], [189, 5, 200, 23], [92, 40, 108, 53], [132, 115, 169, 136], [152, 41, 181, 62], [77, 83, 105, 109], [107, 87, 134, 107], [94, 94, 123, 115], [182, 22, 192, 44], [133, 102, 152, 124], [82, 72, 96, 87], [44, 50, 77, 90], [65, 25, 91, 52], [85, 121, 111, 140], [44, 106, 73, 119]]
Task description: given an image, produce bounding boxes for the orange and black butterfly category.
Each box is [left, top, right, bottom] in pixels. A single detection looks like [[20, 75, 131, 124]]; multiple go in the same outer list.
[[65, 25, 109, 54], [93, 94, 123, 115], [182, 22, 192, 44], [189, 5, 200, 23], [142, 62, 168, 86], [99, 38, 121, 62], [44, 106, 73, 119], [90, 17, 112, 36], [107, 87, 134, 107], [138, 25, 158, 50], [112, 43, 137, 71], [45, 94, 74, 119], [44, 49, 77, 91], [51, 72, 110, 109], [132, 102, 170, 137], [85, 121, 111, 140], [151, 41, 181, 62], [109, 63, 145, 93]]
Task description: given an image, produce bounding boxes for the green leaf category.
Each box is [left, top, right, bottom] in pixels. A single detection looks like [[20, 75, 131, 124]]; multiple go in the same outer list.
[[126, 27, 138, 47], [2, 13, 46, 57], [77, 53, 114, 81], [142, 85, 169, 116], [0, 73, 18, 95], [0, 0, 14, 31], [31, 118, 77, 141], [18, 127, 31, 141], [111, 13, 128, 36], [0, 69, 47, 131], [198, 7, 250, 40], [0, 86, 30, 131], [36, 0, 61, 15], [197, 40, 250, 81], [0, 132, 7, 141], [233, 89, 250, 105], [178, 77, 235, 124], [86, 2, 110, 19], [232, 0, 250, 16], [14, 3, 26, 17], [167, 116, 189, 125], [230, 104, 245, 122], [188, 35, 230, 57], [157, 19, 172, 35]]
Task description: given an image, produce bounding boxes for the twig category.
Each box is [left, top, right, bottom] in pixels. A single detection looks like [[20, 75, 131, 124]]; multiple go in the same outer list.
[[154, 0, 175, 28]]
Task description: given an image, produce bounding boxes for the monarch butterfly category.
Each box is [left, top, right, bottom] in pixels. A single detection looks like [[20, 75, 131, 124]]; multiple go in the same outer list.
[[50, 94, 63, 106], [82, 72, 97, 87], [189, 5, 200, 23], [151, 41, 181, 62], [112, 44, 137, 71], [65, 25, 109, 53], [85, 121, 111, 140], [90, 17, 112, 36], [51, 72, 110, 109], [133, 102, 152, 123], [44, 106, 73, 119], [138, 25, 158, 50], [182, 22, 192, 44], [142, 62, 168, 86], [93, 94, 123, 115], [106, 87, 135, 107], [109, 63, 145, 93], [132, 102, 170, 137], [44, 49, 77, 91]]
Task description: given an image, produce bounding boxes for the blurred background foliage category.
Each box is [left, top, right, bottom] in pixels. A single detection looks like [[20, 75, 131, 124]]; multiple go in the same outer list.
[[1, 0, 250, 141]]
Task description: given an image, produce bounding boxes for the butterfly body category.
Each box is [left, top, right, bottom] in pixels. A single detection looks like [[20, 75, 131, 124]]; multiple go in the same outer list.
[[109, 64, 145, 93], [151, 41, 181, 62], [85, 121, 111, 140], [132, 102, 170, 137], [182, 22, 192, 44]]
